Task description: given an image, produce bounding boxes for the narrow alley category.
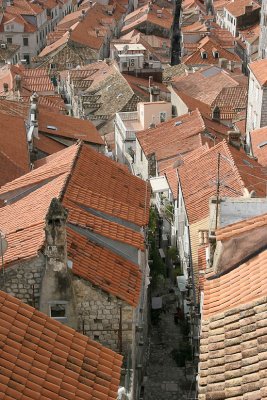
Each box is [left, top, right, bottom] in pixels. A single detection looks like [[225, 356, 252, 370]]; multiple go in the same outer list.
[[143, 280, 195, 400]]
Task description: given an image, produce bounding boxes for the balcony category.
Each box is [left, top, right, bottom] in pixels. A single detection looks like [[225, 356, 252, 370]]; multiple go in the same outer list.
[[116, 111, 142, 141]]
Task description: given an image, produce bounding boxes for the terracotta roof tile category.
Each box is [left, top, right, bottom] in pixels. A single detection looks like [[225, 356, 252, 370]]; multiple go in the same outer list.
[[224, 0, 260, 17], [0, 111, 30, 187], [0, 290, 122, 400], [64, 198, 145, 250], [172, 66, 241, 108], [178, 140, 267, 224], [0, 143, 149, 304], [34, 133, 66, 157], [67, 227, 142, 306], [183, 36, 240, 67], [122, 3, 172, 33], [250, 126, 267, 166], [136, 109, 205, 161], [0, 143, 79, 196], [216, 212, 267, 241], [38, 109, 104, 145], [249, 59, 267, 87], [65, 145, 150, 226]]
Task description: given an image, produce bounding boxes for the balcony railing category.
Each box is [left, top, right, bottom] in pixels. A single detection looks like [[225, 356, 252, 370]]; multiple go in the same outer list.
[[116, 112, 137, 141]]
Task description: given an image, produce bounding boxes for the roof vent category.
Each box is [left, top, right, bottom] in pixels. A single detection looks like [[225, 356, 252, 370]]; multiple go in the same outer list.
[[174, 121, 182, 126], [258, 141, 267, 149], [47, 125, 57, 130]]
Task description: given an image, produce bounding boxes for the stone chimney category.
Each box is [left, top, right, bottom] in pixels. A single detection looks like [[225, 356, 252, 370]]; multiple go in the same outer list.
[[227, 130, 241, 149], [44, 198, 68, 272], [149, 85, 160, 102], [211, 106, 220, 122], [40, 199, 78, 330]]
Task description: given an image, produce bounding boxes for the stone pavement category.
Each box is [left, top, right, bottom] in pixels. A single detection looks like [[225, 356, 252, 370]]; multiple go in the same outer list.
[[143, 289, 195, 400]]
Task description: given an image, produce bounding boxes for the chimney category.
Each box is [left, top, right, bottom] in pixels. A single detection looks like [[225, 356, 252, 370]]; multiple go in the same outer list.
[[14, 74, 21, 91], [245, 4, 253, 13], [227, 130, 241, 149], [30, 92, 39, 123], [211, 106, 220, 121], [3, 82, 8, 92], [227, 60, 235, 72], [218, 57, 227, 69], [149, 85, 160, 102]]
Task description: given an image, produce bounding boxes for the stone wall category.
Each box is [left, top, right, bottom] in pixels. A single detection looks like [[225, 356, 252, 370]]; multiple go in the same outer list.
[[0, 255, 45, 308], [73, 276, 134, 355]]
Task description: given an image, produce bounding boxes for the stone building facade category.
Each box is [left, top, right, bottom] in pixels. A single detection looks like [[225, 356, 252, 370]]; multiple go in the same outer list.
[[0, 197, 148, 399]]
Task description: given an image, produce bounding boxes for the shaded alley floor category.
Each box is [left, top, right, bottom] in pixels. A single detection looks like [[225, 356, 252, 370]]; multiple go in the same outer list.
[[143, 284, 195, 400]]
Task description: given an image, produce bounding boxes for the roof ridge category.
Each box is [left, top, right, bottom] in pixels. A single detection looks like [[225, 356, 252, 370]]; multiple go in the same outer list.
[[58, 141, 82, 202], [222, 140, 246, 190]]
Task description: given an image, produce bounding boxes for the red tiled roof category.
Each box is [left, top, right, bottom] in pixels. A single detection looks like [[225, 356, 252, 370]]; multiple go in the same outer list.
[[0, 143, 150, 306], [34, 132, 66, 156], [183, 36, 240, 66], [0, 143, 79, 196], [122, 3, 172, 33], [0, 290, 122, 400], [67, 227, 142, 307], [65, 145, 150, 226], [65, 198, 145, 250], [203, 250, 267, 318], [249, 59, 267, 86], [172, 66, 240, 107], [136, 109, 206, 161], [216, 212, 267, 241], [224, 0, 260, 17], [38, 109, 104, 145], [199, 256, 267, 399], [178, 140, 267, 224], [250, 126, 267, 166], [0, 111, 30, 187]]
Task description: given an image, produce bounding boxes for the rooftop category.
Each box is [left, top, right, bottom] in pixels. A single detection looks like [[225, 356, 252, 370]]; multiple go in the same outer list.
[[249, 59, 267, 86], [0, 143, 150, 306], [0, 290, 122, 400], [136, 109, 206, 162], [178, 140, 267, 224], [183, 36, 241, 67], [38, 109, 104, 145], [224, 0, 260, 17], [0, 111, 30, 187]]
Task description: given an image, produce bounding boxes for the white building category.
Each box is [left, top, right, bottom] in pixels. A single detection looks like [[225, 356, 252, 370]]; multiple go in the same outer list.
[[114, 100, 172, 165], [246, 59, 267, 150], [259, 0, 267, 59], [0, 0, 72, 64], [111, 43, 161, 72]]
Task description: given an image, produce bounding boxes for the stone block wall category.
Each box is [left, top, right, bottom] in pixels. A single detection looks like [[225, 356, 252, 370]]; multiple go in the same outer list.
[[0, 255, 45, 308], [73, 276, 134, 355]]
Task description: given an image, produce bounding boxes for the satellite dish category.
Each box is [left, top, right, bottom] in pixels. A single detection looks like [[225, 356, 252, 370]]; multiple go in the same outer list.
[[0, 231, 8, 257]]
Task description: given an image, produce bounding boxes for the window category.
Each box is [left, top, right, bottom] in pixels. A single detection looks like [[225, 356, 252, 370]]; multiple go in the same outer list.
[[201, 51, 207, 59], [23, 54, 30, 64], [213, 51, 219, 58], [7, 37, 12, 44], [23, 37, 28, 46], [140, 148, 143, 162], [50, 303, 66, 319]]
